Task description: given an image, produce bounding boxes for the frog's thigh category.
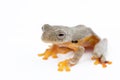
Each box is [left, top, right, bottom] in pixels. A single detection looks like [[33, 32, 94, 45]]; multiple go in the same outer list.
[[82, 35, 100, 48], [93, 39, 107, 62]]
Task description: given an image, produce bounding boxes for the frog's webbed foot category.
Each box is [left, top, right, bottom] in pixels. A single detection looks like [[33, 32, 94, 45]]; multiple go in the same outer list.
[[58, 59, 71, 72], [91, 56, 112, 68], [38, 49, 54, 60]]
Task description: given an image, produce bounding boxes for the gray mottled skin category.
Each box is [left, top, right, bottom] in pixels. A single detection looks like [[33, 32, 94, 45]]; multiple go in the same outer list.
[[71, 25, 94, 41], [42, 24, 94, 44], [41, 24, 107, 65], [42, 24, 72, 43], [68, 46, 85, 66]]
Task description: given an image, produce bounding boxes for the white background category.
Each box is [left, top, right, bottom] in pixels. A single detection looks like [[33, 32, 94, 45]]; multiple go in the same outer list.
[[0, 0, 120, 80]]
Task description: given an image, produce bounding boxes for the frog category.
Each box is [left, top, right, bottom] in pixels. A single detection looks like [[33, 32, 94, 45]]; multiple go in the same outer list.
[[38, 24, 112, 72]]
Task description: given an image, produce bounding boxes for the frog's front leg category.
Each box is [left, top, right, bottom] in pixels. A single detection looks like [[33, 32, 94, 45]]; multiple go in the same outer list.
[[38, 44, 59, 60], [58, 46, 85, 72], [38, 45, 72, 60], [91, 39, 112, 68]]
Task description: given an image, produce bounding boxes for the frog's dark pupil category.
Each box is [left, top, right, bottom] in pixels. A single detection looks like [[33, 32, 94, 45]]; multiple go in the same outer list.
[[59, 34, 64, 36], [72, 40, 78, 43]]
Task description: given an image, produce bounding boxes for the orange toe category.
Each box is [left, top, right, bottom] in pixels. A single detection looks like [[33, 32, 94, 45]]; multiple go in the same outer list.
[[58, 59, 71, 72], [38, 53, 45, 56], [42, 57, 48, 60]]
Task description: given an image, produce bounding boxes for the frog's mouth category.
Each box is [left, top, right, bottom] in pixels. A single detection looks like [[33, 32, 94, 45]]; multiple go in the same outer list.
[[42, 40, 66, 44], [42, 37, 71, 45], [41, 34, 72, 44]]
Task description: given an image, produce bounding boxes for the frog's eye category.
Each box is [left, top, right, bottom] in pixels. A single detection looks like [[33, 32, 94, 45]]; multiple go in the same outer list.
[[57, 33, 65, 39], [58, 34, 64, 36]]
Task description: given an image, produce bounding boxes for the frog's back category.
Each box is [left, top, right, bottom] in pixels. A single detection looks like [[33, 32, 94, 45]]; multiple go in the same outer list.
[[71, 25, 94, 41]]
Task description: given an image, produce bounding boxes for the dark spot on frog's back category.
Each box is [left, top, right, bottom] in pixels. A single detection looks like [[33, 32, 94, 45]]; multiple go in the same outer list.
[[71, 40, 78, 43]]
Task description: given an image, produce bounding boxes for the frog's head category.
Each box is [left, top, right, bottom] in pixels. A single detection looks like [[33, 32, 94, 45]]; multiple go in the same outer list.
[[41, 24, 72, 44]]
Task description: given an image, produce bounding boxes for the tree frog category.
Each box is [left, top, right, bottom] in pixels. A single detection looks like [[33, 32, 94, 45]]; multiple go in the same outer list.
[[38, 24, 112, 72]]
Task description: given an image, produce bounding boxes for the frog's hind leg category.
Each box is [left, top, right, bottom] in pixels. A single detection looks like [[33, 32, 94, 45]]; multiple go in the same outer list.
[[81, 35, 100, 52], [91, 39, 112, 68]]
